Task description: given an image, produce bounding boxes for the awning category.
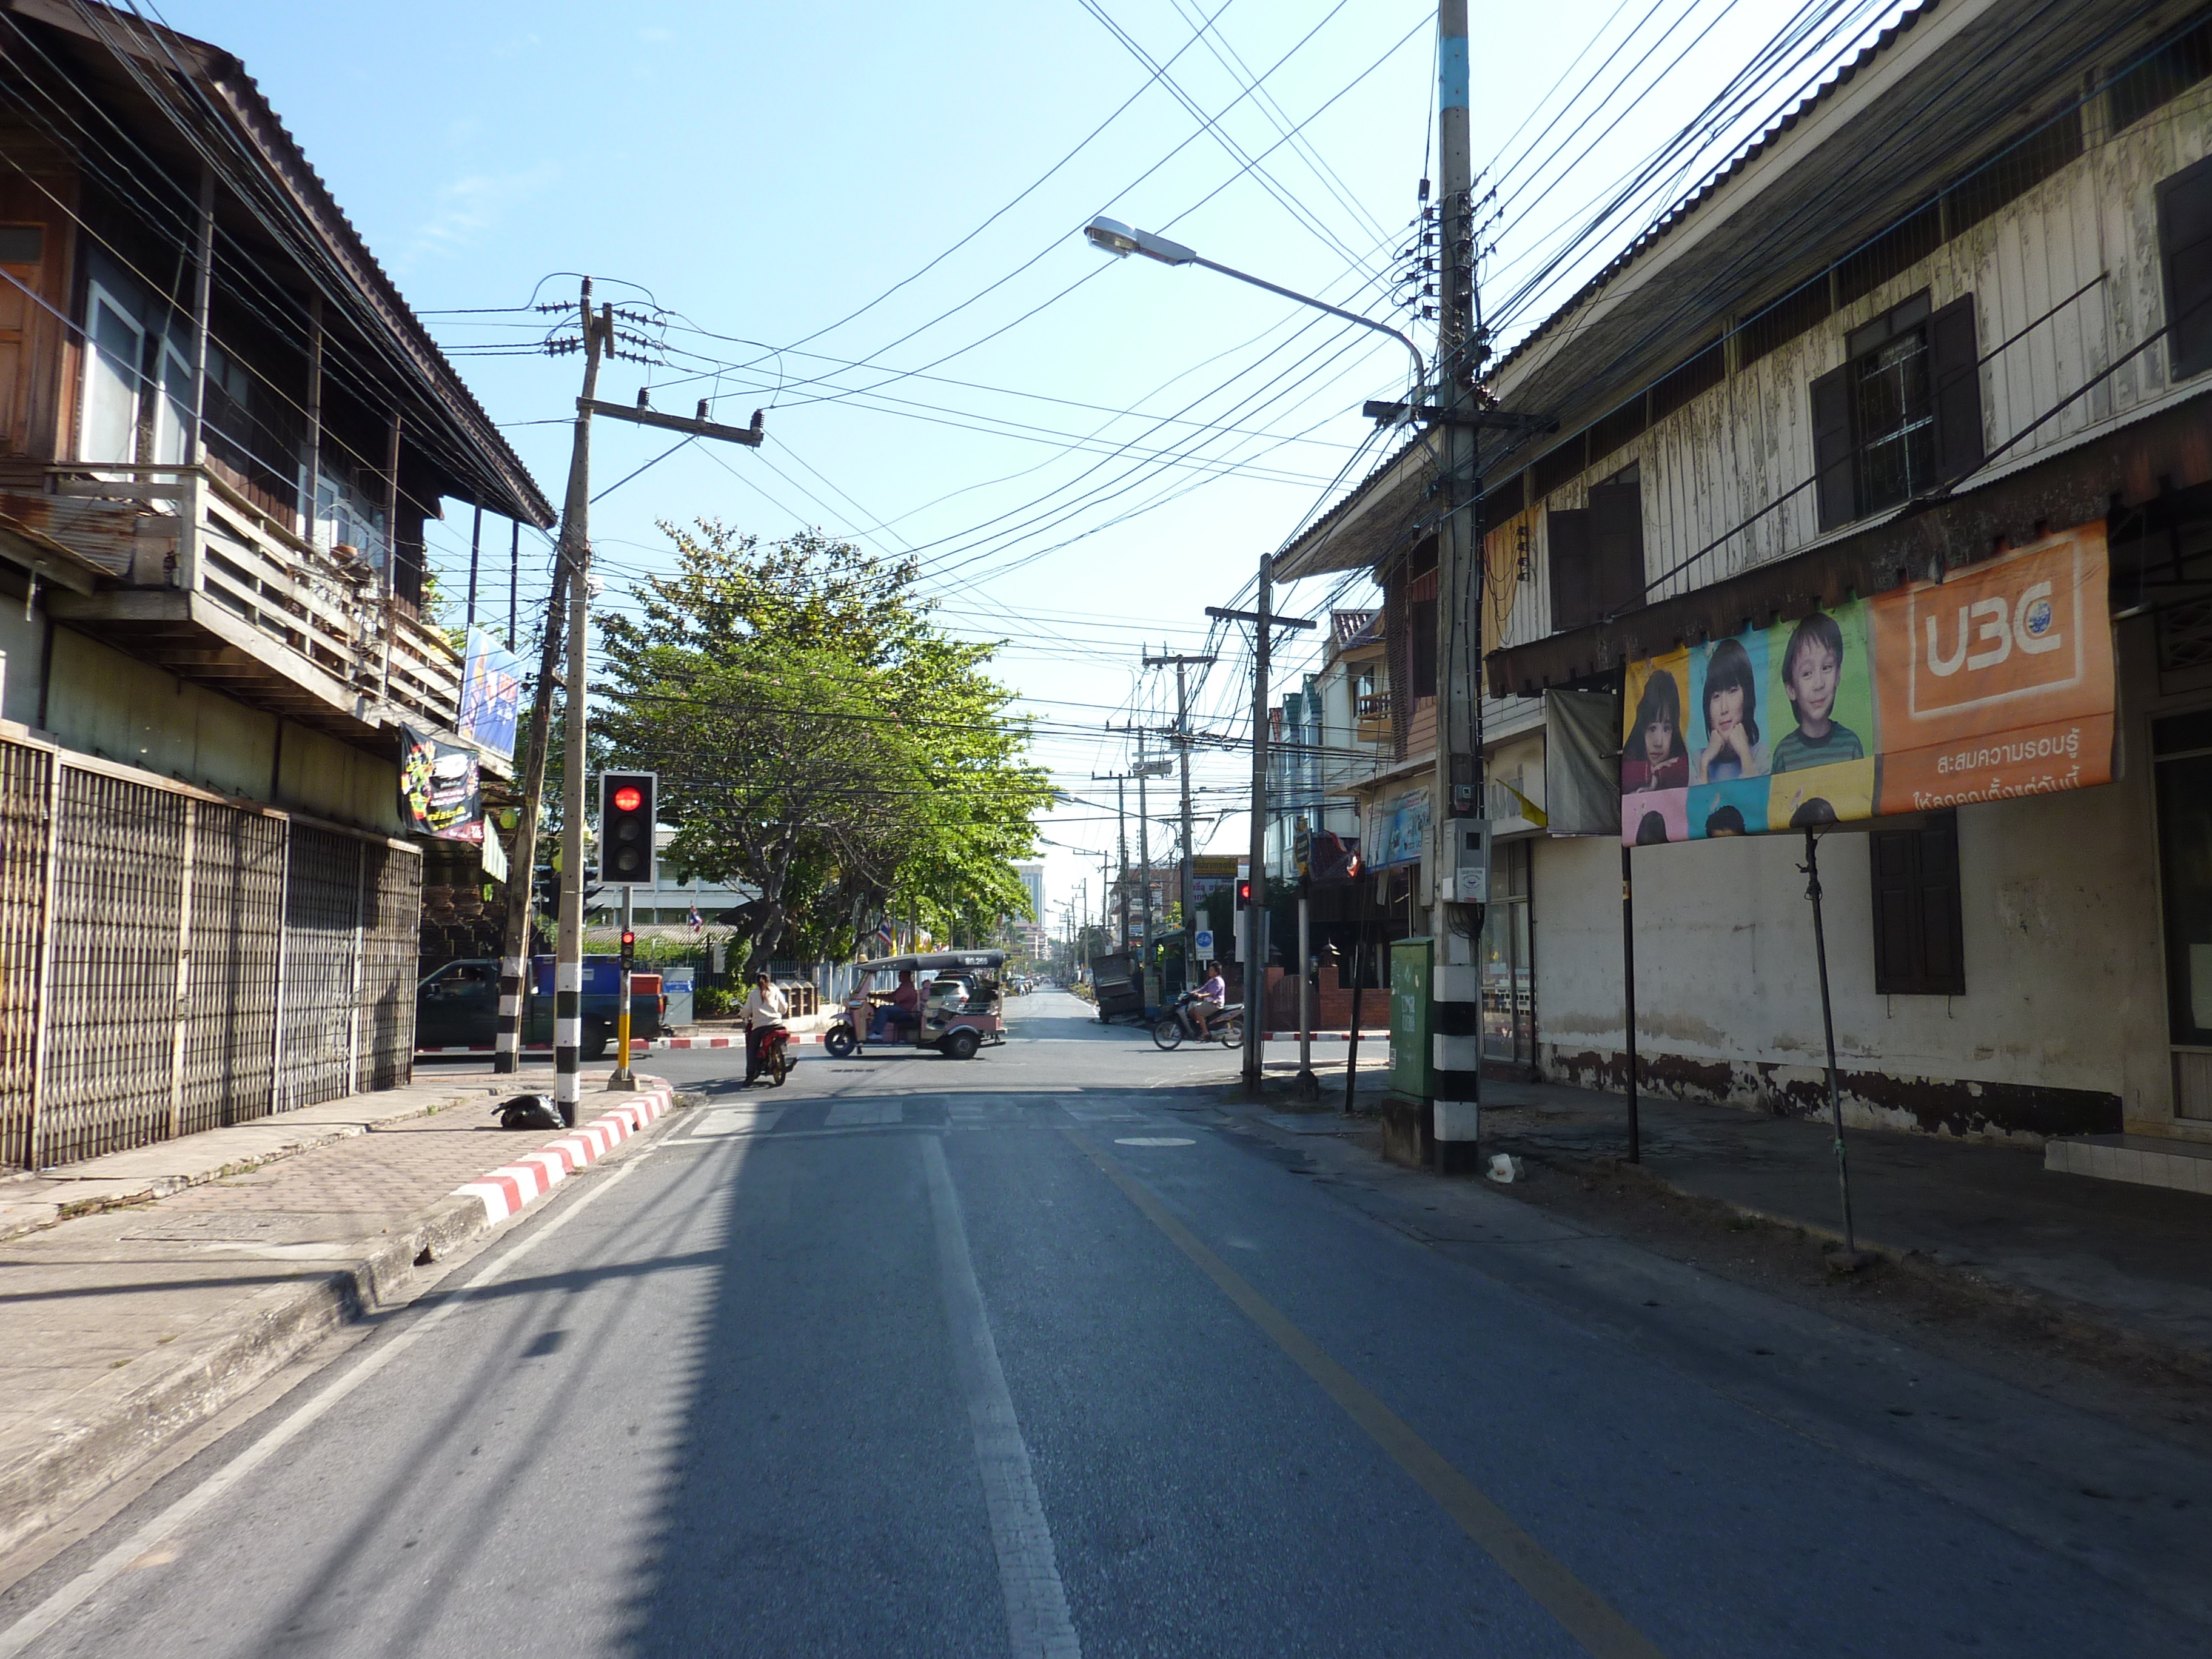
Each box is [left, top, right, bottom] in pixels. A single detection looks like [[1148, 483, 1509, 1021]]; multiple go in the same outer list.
[[1487, 388, 2212, 698]]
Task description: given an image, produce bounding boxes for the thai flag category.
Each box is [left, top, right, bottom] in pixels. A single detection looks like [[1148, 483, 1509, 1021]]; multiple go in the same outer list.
[[687, 905, 703, 934], [874, 922, 895, 954]]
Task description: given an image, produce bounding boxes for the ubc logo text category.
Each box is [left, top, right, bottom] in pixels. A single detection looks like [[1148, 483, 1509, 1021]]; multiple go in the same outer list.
[[1925, 580, 2063, 677]]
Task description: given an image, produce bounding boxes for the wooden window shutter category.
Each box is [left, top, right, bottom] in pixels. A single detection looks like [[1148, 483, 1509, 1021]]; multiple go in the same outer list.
[[1869, 813, 1965, 996], [1587, 480, 1645, 617], [2159, 154, 2212, 381], [1548, 507, 1594, 632], [1810, 364, 1856, 531], [1928, 295, 1984, 480]]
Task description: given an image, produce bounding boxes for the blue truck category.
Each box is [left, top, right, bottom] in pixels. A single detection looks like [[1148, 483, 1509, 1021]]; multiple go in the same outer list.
[[415, 956, 667, 1057]]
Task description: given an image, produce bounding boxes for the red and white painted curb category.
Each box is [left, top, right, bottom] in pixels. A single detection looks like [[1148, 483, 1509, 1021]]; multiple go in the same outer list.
[[1256, 1031, 1387, 1042], [452, 1082, 677, 1225], [417, 1044, 552, 1056], [651, 1032, 829, 1050]]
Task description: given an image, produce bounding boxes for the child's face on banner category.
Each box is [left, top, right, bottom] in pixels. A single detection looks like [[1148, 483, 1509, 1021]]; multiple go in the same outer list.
[[1643, 711, 1674, 766], [1708, 680, 1745, 734], [1790, 640, 1840, 728]]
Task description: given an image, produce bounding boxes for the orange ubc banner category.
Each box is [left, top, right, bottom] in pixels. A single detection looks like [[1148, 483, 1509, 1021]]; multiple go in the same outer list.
[[1620, 524, 2113, 844]]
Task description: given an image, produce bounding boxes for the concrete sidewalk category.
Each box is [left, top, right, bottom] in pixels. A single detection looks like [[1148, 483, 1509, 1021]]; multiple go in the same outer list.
[[1473, 1078, 2212, 1369], [0, 1069, 684, 1561]]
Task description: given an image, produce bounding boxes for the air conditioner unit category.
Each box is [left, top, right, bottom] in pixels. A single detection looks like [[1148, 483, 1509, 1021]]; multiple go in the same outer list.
[[1436, 817, 1490, 905]]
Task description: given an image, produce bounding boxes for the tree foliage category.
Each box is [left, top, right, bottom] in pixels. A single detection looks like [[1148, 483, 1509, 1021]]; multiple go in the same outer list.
[[596, 523, 1049, 968]]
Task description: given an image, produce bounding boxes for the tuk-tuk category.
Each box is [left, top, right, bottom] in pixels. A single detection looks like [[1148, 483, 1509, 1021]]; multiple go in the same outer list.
[[824, 951, 1008, 1060]]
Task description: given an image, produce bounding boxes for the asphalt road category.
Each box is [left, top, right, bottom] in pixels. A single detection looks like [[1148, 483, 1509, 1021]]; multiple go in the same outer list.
[[4, 991, 2208, 1657]]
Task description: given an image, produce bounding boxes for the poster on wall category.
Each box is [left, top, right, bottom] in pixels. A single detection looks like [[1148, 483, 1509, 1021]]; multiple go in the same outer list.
[[401, 725, 483, 842], [1366, 789, 1431, 868], [455, 628, 524, 759], [1620, 523, 2114, 845]]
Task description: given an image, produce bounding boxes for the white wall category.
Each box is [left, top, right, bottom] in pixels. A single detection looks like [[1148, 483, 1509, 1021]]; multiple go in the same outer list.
[[1532, 623, 2169, 1141]]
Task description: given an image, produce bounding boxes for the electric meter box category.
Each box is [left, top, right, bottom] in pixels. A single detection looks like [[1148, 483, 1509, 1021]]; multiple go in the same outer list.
[[1436, 817, 1490, 905]]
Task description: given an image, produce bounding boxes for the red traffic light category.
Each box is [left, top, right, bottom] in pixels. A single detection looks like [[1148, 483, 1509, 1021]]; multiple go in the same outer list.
[[620, 930, 636, 947], [612, 786, 643, 813], [1235, 879, 1253, 908]]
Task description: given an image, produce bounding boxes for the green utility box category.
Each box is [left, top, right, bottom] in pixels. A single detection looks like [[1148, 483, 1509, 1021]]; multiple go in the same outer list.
[[1389, 936, 1435, 1102]]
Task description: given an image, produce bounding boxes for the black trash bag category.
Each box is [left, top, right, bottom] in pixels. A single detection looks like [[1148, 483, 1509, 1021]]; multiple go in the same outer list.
[[496, 1093, 562, 1131]]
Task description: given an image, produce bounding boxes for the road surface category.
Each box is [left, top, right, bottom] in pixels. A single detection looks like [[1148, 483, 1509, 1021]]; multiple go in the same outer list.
[[2, 991, 2204, 1657]]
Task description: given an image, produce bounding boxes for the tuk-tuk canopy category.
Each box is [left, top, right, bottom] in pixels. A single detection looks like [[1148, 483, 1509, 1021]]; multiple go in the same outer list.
[[857, 951, 1006, 975]]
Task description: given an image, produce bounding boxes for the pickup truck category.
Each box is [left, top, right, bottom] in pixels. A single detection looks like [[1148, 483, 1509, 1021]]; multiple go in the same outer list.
[[415, 956, 666, 1057]]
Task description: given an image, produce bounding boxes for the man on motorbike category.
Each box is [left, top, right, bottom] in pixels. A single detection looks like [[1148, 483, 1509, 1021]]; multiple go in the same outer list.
[[1191, 962, 1226, 1039], [742, 970, 789, 1084]]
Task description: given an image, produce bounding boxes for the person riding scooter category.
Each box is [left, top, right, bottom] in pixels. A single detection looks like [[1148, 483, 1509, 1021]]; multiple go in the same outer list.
[[1191, 962, 1226, 1039], [742, 970, 789, 1084]]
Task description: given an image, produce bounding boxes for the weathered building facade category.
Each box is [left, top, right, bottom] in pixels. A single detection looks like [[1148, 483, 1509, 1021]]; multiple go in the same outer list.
[[0, 1, 552, 1166], [1280, 0, 2212, 1168]]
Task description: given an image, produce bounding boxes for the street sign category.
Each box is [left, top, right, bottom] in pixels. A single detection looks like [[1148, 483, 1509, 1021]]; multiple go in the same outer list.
[[1195, 928, 1215, 956]]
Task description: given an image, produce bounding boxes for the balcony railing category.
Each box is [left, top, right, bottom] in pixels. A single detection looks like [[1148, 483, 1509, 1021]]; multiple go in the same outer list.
[[7, 463, 475, 752], [1354, 689, 1391, 742]]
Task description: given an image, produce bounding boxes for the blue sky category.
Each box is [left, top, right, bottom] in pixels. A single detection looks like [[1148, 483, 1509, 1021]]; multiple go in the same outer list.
[[157, 0, 1908, 930]]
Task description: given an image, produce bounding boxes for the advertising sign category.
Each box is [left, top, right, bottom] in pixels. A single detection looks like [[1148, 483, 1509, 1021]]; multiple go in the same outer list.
[[1620, 524, 2113, 844], [401, 725, 482, 841], [456, 628, 524, 759], [1367, 789, 1431, 868]]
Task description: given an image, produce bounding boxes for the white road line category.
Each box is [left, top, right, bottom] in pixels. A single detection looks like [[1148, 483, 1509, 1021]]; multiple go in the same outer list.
[[0, 1160, 642, 1659], [920, 1138, 1081, 1659], [826, 1101, 903, 1127]]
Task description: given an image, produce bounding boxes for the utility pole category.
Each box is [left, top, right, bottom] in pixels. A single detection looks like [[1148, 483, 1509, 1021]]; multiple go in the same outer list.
[[532, 289, 770, 1120], [1430, 0, 1486, 1171], [1091, 773, 1133, 952], [552, 291, 611, 1127], [1143, 650, 1215, 987], [1136, 768, 1153, 995], [494, 278, 594, 1079], [1209, 557, 1314, 1096]]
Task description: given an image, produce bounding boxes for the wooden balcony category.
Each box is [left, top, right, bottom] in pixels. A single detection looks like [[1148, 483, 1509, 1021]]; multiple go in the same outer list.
[[1355, 689, 1392, 744], [2, 463, 496, 771]]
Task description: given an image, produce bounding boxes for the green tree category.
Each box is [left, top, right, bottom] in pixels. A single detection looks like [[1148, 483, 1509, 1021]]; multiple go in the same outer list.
[[597, 521, 1049, 970]]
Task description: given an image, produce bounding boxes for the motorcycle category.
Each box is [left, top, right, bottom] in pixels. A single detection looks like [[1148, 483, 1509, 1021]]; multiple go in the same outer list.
[[1151, 992, 1244, 1051], [746, 1024, 793, 1087]]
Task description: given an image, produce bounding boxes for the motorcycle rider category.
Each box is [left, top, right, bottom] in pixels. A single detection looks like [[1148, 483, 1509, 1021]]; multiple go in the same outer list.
[[1191, 962, 1227, 1039], [742, 969, 789, 1084]]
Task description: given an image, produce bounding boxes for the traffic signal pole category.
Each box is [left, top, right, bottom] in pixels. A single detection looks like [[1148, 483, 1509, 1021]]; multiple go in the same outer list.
[[1143, 651, 1215, 988]]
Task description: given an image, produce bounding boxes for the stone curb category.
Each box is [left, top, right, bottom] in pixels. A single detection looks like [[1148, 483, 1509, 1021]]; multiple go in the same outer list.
[[0, 1081, 684, 1563]]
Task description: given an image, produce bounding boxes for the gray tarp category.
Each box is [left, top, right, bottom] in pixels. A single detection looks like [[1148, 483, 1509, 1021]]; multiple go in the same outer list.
[[1544, 689, 1620, 837]]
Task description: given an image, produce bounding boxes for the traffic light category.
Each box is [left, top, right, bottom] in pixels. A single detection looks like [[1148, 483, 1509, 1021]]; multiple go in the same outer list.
[[533, 866, 558, 911], [1234, 878, 1253, 909], [618, 928, 636, 969], [598, 771, 657, 886]]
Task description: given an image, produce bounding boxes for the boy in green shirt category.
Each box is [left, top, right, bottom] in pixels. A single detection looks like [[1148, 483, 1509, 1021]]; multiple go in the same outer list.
[[1772, 612, 1865, 772]]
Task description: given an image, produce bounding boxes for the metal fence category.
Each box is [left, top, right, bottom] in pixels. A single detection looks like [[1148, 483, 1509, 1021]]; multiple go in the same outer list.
[[0, 729, 421, 1169]]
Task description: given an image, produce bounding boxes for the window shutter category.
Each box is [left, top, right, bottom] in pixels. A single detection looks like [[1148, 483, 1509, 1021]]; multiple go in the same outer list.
[[1810, 364, 1856, 531], [1587, 480, 1645, 617], [1928, 295, 1984, 480], [1869, 813, 1965, 996], [1548, 507, 1594, 632], [2159, 154, 2212, 382]]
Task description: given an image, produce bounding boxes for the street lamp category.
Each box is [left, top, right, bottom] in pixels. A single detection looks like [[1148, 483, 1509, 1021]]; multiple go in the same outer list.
[[1083, 215, 1427, 386]]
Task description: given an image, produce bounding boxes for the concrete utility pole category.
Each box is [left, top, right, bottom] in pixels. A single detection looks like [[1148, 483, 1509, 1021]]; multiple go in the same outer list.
[[552, 292, 611, 1128], [1143, 650, 1215, 984], [1091, 773, 1133, 951], [495, 277, 595, 1079], [1429, 0, 1487, 1172], [1136, 769, 1153, 987], [1209, 557, 1313, 1096]]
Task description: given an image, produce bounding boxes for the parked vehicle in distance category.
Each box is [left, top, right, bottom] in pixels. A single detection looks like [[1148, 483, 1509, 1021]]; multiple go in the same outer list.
[[415, 957, 665, 1058]]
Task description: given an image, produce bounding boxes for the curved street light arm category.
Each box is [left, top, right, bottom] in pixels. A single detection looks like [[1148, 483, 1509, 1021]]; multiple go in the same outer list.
[[1188, 256, 1427, 387]]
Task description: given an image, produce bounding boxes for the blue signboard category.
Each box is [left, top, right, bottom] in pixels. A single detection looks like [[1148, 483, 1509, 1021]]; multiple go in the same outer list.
[[456, 628, 524, 759]]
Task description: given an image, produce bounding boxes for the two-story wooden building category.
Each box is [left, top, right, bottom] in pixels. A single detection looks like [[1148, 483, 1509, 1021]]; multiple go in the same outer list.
[[1280, 0, 2212, 1179], [0, 1, 553, 1167]]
